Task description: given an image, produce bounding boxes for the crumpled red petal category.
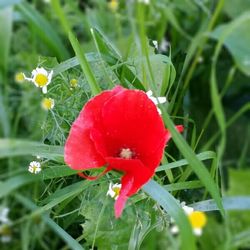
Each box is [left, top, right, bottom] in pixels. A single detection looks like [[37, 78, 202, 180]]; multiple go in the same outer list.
[[64, 86, 124, 170]]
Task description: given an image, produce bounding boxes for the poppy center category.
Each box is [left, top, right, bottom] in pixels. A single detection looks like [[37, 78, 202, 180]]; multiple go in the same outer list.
[[35, 74, 48, 87], [119, 148, 133, 159]]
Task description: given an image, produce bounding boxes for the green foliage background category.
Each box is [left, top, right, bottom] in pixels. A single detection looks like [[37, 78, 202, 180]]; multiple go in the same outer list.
[[0, 0, 250, 249]]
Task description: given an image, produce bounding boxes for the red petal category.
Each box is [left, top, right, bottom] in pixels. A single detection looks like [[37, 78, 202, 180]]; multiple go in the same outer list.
[[165, 125, 184, 142], [95, 89, 167, 170], [64, 86, 124, 170], [114, 175, 133, 218], [107, 157, 152, 218], [106, 157, 152, 196]]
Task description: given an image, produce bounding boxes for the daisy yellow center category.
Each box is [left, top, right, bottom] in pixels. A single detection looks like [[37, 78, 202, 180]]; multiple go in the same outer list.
[[108, 0, 118, 11], [15, 72, 25, 82], [42, 98, 54, 110], [70, 79, 78, 87], [188, 211, 207, 229], [35, 74, 48, 87], [119, 148, 133, 159], [112, 186, 121, 198], [32, 166, 38, 172], [0, 224, 11, 235]]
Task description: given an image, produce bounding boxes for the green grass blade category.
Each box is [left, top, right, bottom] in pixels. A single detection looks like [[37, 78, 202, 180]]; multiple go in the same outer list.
[[15, 194, 84, 250], [192, 196, 250, 211], [16, 2, 69, 60], [50, 0, 101, 95], [165, 181, 203, 191], [157, 151, 216, 171], [0, 7, 12, 75], [0, 93, 10, 137], [0, 0, 20, 8], [143, 179, 196, 250], [90, 28, 145, 90], [68, 32, 101, 95], [0, 139, 64, 160], [0, 174, 40, 199], [161, 111, 224, 215]]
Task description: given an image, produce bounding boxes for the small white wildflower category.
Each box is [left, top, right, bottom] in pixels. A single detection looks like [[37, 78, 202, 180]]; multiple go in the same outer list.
[[0, 208, 9, 224], [14, 72, 25, 83], [107, 183, 121, 200], [25, 67, 53, 94], [197, 56, 204, 64], [1, 235, 11, 243], [70, 78, 78, 88], [152, 40, 158, 50], [41, 97, 55, 110], [159, 38, 169, 52], [170, 202, 207, 236], [28, 161, 41, 174], [146, 90, 167, 115]]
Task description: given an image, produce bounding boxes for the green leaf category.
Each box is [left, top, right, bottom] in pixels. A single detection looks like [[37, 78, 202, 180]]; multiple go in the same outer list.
[[210, 12, 250, 76], [223, 0, 250, 18], [165, 181, 202, 191], [143, 180, 196, 250], [68, 32, 101, 95], [0, 139, 64, 160], [0, 0, 21, 9], [0, 167, 77, 199], [156, 151, 216, 171], [0, 7, 12, 74], [80, 181, 160, 250], [192, 196, 250, 211]]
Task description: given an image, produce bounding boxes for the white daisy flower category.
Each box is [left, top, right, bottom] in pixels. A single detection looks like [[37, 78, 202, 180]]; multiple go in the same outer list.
[[41, 98, 55, 110], [107, 183, 121, 200], [152, 40, 158, 50], [146, 90, 167, 115], [170, 202, 207, 236], [28, 161, 41, 174], [0, 207, 9, 224], [25, 67, 53, 94]]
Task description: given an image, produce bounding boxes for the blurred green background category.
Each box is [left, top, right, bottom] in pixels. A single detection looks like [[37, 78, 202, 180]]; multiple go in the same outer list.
[[0, 0, 250, 249]]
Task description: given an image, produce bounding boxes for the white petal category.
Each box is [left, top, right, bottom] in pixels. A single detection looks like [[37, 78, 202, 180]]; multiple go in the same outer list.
[[42, 86, 47, 94], [146, 90, 153, 97], [193, 228, 202, 236], [183, 205, 194, 215], [47, 70, 53, 83], [170, 225, 179, 234], [156, 97, 167, 104], [157, 107, 162, 115], [36, 67, 48, 76]]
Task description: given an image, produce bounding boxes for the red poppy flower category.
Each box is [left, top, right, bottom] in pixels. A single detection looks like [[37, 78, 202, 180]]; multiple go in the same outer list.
[[64, 86, 183, 218]]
